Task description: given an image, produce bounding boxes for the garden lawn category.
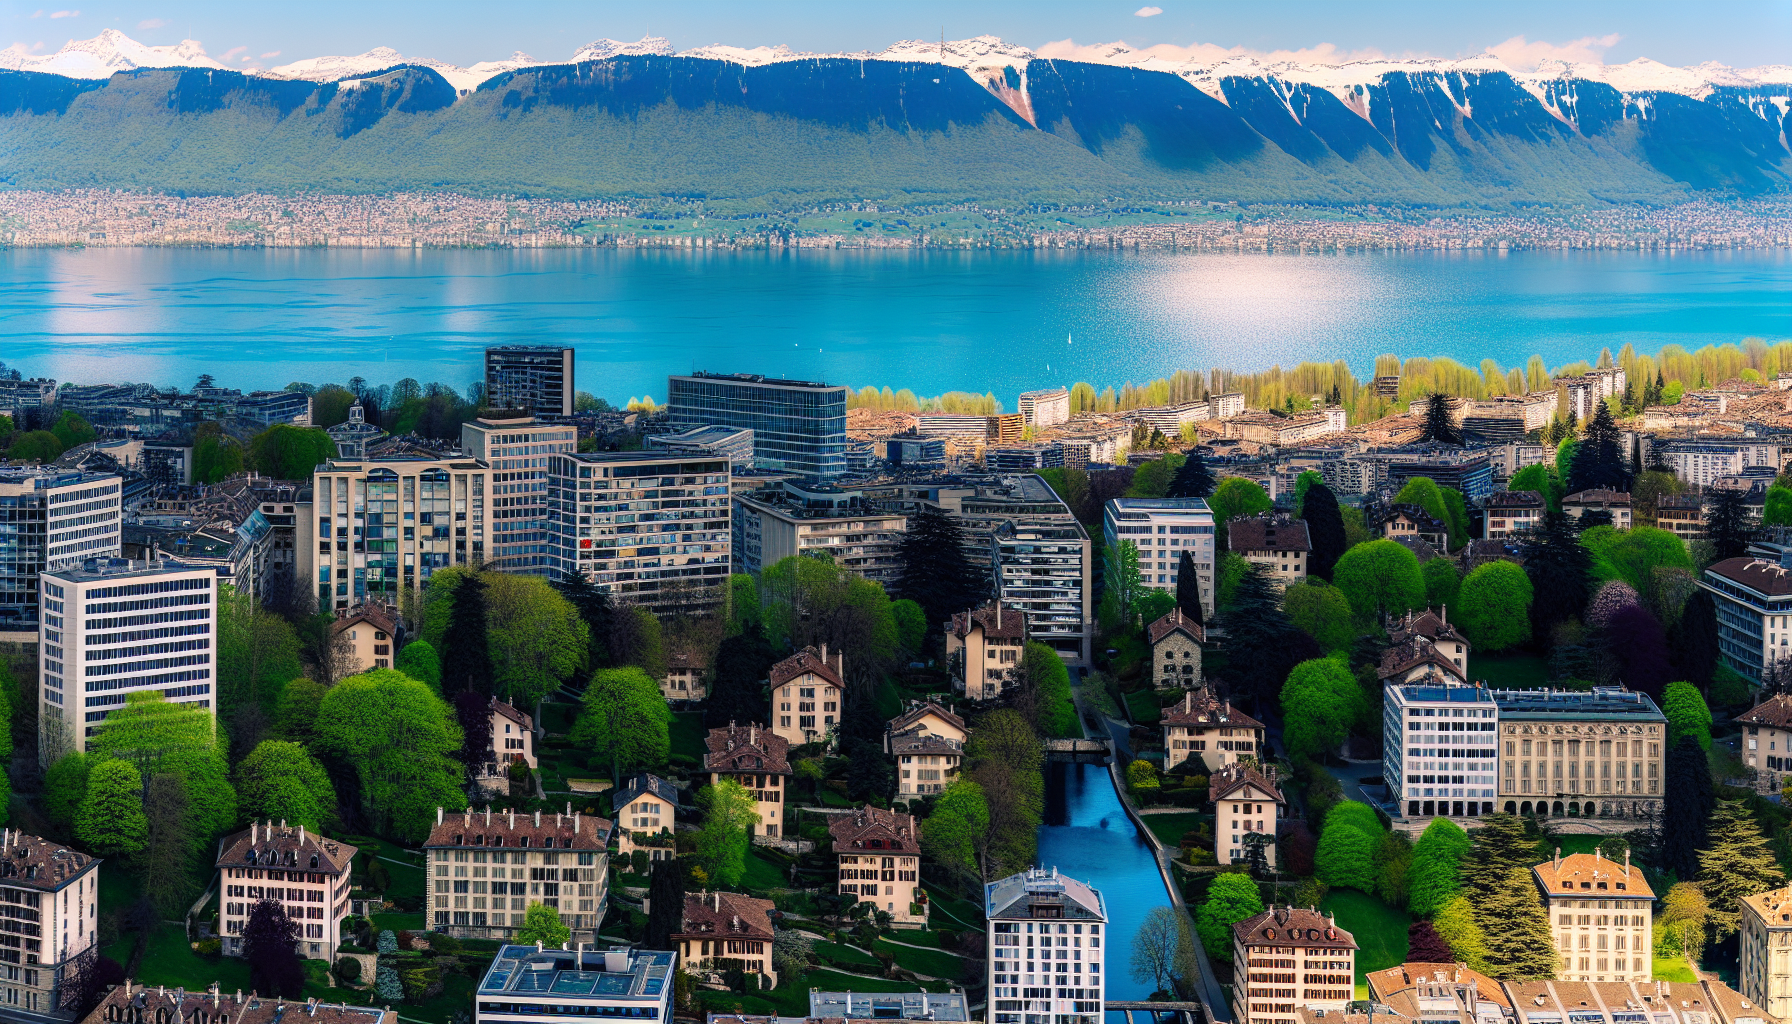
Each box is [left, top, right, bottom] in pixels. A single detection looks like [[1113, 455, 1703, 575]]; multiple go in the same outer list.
[[1320, 890, 1410, 993], [922, 886, 986, 933], [876, 938, 968, 980], [1654, 956, 1698, 983], [740, 850, 790, 892], [670, 711, 708, 764], [107, 923, 252, 991], [812, 940, 880, 969], [349, 835, 427, 905], [538, 700, 579, 735], [372, 912, 426, 934], [1142, 812, 1208, 848], [1124, 690, 1162, 725], [1467, 653, 1549, 690]]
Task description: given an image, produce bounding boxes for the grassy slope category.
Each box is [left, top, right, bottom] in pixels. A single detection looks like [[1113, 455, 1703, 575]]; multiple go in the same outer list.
[[1320, 890, 1410, 996]]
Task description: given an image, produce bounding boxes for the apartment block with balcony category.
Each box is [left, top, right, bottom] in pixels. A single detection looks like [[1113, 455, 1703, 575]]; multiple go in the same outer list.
[[1103, 498, 1215, 619], [216, 821, 354, 960], [1700, 555, 1792, 681], [424, 807, 612, 946], [1233, 908, 1356, 1024], [986, 868, 1106, 1024], [484, 345, 575, 417], [305, 457, 490, 614], [731, 480, 906, 583], [461, 416, 579, 576]]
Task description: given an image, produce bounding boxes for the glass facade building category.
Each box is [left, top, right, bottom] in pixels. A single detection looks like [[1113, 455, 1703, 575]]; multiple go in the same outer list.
[[461, 417, 579, 576], [0, 468, 123, 637], [666, 373, 847, 478], [484, 346, 575, 417], [306, 458, 489, 613]]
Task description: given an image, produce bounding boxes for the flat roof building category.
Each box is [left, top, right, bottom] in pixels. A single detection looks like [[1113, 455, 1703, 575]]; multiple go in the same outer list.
[[809, 992, 970, 1021], [1102, 498, 1215, 619], [1700, 556, 1792, 681], [646, 425, 755, 464], [0, 468, 122, 640], [461, 416, 580, 576], [986, 868, 1105, 1024], [485, 346, 575, 417], [1494, 686, 1666, 820], [731, 480, 906, 583], [305, 456, 492, 613], [475, 946, 673, 1024], [667, 372, 847, 478], [1384, 682, 1499, 821]]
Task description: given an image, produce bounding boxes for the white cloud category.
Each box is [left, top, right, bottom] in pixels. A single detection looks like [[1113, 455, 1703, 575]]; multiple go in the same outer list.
[[1134, 6, 1162, 16], [1036, 36, 1386, 66], [258, 50, 279, 58], [48, 10, 78, 18], [1487, 33, 1621, 71], [137, 17, 166, 29], [30, 10, 43, 18], [220, 44, 248, 61]]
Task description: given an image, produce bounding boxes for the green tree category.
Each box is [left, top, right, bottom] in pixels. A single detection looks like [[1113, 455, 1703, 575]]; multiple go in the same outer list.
[[76, 759, 148, 856], [1315, 805, 1380, 893], [1127, 453, 1186, 499], [484, 573, 589, 709], [1101, 541, 1146, 630], [572, 667, 673, 776], [139, 773, 195, 917], [921, 779, 990, 884], [1374, 830, 1414, 908], [1664, 736, 1715, 879], [1454, 561, 1534, 652], [1168, 451, 1217, 499], [726, 574, 762, 637], [1432, 895, 1492, 973], [1175, 551, 1207, 625], [1580, 525, 1691, 593], [1524, 510, 1593, 640], [1406, 817, 1471, 916], [1129, 905, 1194, 994], [1567, 401, 1629, 493], [1421, 557, 1460, 613], [694, 779, 758, 887], [247, 424, 338, 480], [891, 599, 927, 658], [1662, 682, 1712, 752], [425, 568, 495, 694], [216, 585, 304, 714], [1708, 488, 1755, 562], [234, 741, 337, 832], [88, 692, 220, 775], [514, 903, 572, 948], [1280, 658, 1366, 762], [1766, 485, 1792, 528], [892, 505, 989, 632], [192, 421, 244, 484], [967, 710, 1045, 876], [1209, 477, 1273, 555], [1332, 540, 1427, 623], [273, 679, 328, 744], [4, 430, 62, 463], [1509, 463, 1564, 513], [1195, 872, 1265, 961], [1019, 641, 1078, 739], [610, 606, 668, 681], [1420, 393, 1463, 445], [44, 751, 88, 833], [1475, 868, 1558, 979], [1698, 799, 1787, 937], [1658, 882, 1711, 961], [1461, 814, 1540, 903], [315, 668, 467, 843], [50, 410, 97, 451], [1283, 579, 1354, 652], [395, 640, 441, 690]]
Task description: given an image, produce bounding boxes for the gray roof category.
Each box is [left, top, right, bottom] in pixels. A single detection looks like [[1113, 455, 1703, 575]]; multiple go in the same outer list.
[[612, 773, 679, 811], [1491, 686, 1665, 721], [985, 867, 1105, 922], [808, 992, 970, 1022]]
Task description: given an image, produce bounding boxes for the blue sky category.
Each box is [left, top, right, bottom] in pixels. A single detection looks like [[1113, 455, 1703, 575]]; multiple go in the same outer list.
[[5, 0, 1791, 71]]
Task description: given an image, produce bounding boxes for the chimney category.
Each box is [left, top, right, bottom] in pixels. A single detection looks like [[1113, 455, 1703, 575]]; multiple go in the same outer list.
[[436, 808, 443, 827], [485, 807, 491, 825], [299, 826, 305, 844], [509, 809, 516, 828], [252, 823, 259, 844], [534, 811, 541, 827], [1554, 847, 1560, 869], [1624, 849, 1631, 877]]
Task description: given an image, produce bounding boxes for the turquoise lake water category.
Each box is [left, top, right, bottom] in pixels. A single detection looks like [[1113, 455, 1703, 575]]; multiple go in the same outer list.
[[2, 247, 1790, 401]]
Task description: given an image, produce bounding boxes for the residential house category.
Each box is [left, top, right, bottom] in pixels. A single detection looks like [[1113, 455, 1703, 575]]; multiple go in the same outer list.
[[1365, 962, 1510, 1024], [674, 891, 778, 987], [473, 947, 674, 1024], [0, 829, 101, 1016], [217, 822, 355, 959], [612, 773, 679, 862], [1502, 979, 1773, 1024], [1657, 494, 1706, 540], [1386, 609, 1471, 678], [423, 806, 612, 944], [885, 703, 967, 801], [769, 645, 844, 747], [985, 868, 1106, 1024], [1147, 608, 1205, 690], [1531, 849, 1653, 982], [1232, 907, 1356, 1024], [662, 651, 707, 702], [1563, 489, 1633, 529], [1740, 886, 1792, 1019], [332, 603, 399, 674], [830, 806, 926, 925], [490, 698, 535, 770], [1483, 491, 1545, 538], [1736, 694, 1792, 790], [1210, 763, 1284, 867], [946, 602, 1028, 700], [1390, 535, 1442, 564], [703, 724, 792, 838], [1375, 504, 1451, 552], [1161, 688, 1264, 773], [1378, 636, 1469, 687], [1227, 516, 1311, 586]]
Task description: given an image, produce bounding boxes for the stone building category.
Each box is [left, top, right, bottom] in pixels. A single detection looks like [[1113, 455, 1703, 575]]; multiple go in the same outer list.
[[702, 724, 791, 838], [1740, 885, 1792, 1019], [1737, 694, 1792, 791], [1232, 907, 1357, 1024], [829, 806, 926, 925], [1494, 686, 1667, 819], [216, 822, 355, 960], [1147, 608, 1204, 689], [0, 829, 101, 1017], [423, 807, 611, 945], [1531, 849, 1653, 982]]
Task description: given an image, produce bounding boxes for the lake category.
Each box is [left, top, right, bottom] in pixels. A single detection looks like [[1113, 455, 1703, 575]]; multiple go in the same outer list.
[[2, 247, 1790, 403]]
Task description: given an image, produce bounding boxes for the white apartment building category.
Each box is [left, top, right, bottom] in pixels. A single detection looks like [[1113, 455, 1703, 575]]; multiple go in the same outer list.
[[1382, 681, 1499, 821], [39, 558, 216, 758], [1653, 441, 1778, 489], [1556, 367, 1627, 422], [1102, 498, 1215, 619], [424, 807, 611, 945], [461, 416, 579, 576], [1533, 850, 1652, 983], [546, 451, 732, 614], [0, 468, 122, 641], [304, 456, 492, 614], [987, 868, 1105, 1024], [216, 821, 355, 959], [1700, 555, 1792, 681], [1017, 387, 1070, 428], [0, 829, 100, 1016], [1208, 392, 1246, 419], [1740, 887, 1792, 1019]]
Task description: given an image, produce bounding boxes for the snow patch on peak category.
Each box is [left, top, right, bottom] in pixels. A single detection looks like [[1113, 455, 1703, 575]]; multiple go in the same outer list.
[[874, 35, 1035, 70], [674, 42, 825, 66], [571, 36, 674, 61], [0, 28, 229, 78], [266, 47, 410, 82]]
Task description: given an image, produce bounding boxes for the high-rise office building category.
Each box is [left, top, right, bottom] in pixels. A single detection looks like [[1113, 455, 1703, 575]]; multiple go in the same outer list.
[[0, 468, 123, 640], [485, 346, 575, 416], [666, 372, 847, 478], [39, 558, 216, 757], [1102, 498, 1216, 619], [546, 450, 732, 613], [461, 416, 579, 575], [303, 456, 491, 613]]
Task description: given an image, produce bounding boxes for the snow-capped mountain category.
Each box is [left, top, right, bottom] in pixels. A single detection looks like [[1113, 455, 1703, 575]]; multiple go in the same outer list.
[[0, 28, 228, 77], [570, 37, 673, 62]]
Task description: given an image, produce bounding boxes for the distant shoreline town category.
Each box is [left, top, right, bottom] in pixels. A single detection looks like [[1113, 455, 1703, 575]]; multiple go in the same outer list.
[[2, 191, 1790, 252]]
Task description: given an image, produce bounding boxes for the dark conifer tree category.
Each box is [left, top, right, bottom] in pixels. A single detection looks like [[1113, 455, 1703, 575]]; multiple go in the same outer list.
[[644, 860, 687, 950], [1406, 920, 1455, 964], [1420, 393, 1463, 446], [1222, 563, 1319, 713], [1175, 551, 1205, 626], [893, 506, 989, 631], [453, 690, 493, 770], [1568, 402, 1630, 493], [1522, 510, 1592, 642], [1663, 736, 1714, 879], [1301, 483, 1349, 581], [1167, 450, 1216, 499], [242, 900, 304, 998], [1672, 590, 1721, 692], [1477, 868, 1560, 979], [440, 571, 495, 694], [1461, 813, 1539, 902], [1707, 488, 1754, 562], [704, 624, 777, 728], [552, 570, 614, 666]]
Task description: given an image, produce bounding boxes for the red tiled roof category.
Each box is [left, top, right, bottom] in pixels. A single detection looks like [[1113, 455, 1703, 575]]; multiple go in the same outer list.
[[1161, 688, 1263, 729], [332, 603, 397, 637], [769, 646, 844, 688], [828, 805, 920, 855], [1739, 693, 1792, 730], [1707, 557, 1792, 596], [1484, 490, 1545, 510], [1233, 907, 1357, 949], [0, 830, 100, 891], [674, 891, 776, 942], [704, 723, 792, 775], [887, 702, 966, 735], [216, 822, 355, 874], [948, 602, 1027, 641], [1378, 636, 1466, 683], [1208, 763, 1284, 804], [1147, 608, 1205, 645], [490, 697, 532, 731], [422, 807, 611, 850]]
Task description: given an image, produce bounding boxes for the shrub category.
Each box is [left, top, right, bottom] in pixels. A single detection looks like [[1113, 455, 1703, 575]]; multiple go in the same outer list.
[[193, 937, 222, 957], [375, 964, 404, 1002], [335, 957, 363, 982], [377, 929, 398, 954]]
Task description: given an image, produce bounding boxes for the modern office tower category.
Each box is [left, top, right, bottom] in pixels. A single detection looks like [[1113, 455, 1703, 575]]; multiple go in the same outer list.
[[986, 867, 1105, 1024], [39, 558, 216, 757], [1383, 680, 1499, 821], [484, 346, 575, 416], [233, 389, 314, 427], [1102, 497, 1216, 619], [731, 480, 907, 583], [545, 450, 732, 613], [460, 415, 580, 575], [0, 468, 123, 641], [305, 456, 492, 613], [1017, 387, 1070, 428], [666, 372, 847, 478]]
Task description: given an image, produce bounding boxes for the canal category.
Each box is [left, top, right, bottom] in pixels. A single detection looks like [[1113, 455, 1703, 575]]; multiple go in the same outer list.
[[1037, 761, 1179, 1014]]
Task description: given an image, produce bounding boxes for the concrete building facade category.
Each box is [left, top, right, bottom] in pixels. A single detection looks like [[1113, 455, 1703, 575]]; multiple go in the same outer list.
[[423, 807, 612, 945], [0, 829, 100, 1018], [666, 372, 848, 477], [217, 821, 355, 960], [0, 468, 122, 640], [306, 456, 491, 613], [986, 868, 1106, 1024], [769, 645, 843, 748], [1102, 498, 1216, 619], [484, 346, 575, 417], [461, 416, 580, 575], [1533, 849, 1653, 983]]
